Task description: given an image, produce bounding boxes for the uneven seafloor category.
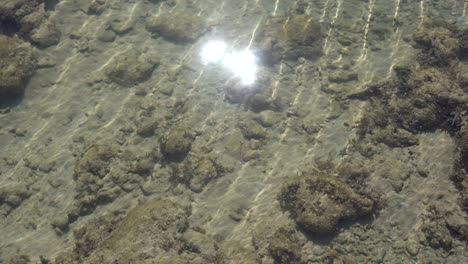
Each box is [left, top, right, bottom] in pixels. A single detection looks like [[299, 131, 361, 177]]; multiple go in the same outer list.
[[0, 0, 467, 263]]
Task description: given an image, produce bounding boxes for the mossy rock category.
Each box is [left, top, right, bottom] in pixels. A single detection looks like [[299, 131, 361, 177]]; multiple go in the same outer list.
[[0, 35, 36, 97], [146, 9, 207, 43], [255, 15, 322, 63], [278, 175, 375, 236]]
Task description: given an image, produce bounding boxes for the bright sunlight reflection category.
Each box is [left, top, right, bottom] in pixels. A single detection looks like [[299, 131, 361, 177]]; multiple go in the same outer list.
[[200, 40, 227, 64], [200, 40, 258, 86]]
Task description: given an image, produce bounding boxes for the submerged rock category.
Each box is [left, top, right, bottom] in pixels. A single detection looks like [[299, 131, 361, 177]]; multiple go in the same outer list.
[[30, 20, 61, 47], [0, 183, 31, 216], [278, 175, 375, 236], [266, 226, 303, 263], [414, 26, 460, 65], [0, 0, 45, 37], [255, 14, 322, 64], [182, 154, 219, 193], [146, 9, 207, 43], [0, 0, 60, 47], [71, 139, 159, 220], [104, 51, 159, 86], [88, 0, 107, 15], [0, 35, 36, 97], [68, 200, 193, 263], [160, 125, 196, 162]]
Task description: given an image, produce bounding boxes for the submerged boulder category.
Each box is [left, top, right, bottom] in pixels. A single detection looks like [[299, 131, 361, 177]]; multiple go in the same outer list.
[[255, 14, 322, 64], [414, 26, 460, 65], [0, 35, 37, 97], [0, 0, 45, 37], [146, 9, 207, 43], [0, 0, 60, 47], [70, 200, 192, 263], [278, 175, 375, 236], [104, 51, 159, 86], [160, 125, 196, 162]]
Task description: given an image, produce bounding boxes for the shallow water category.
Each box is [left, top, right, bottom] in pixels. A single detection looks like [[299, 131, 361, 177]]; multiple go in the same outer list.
[[0, 0, 467, 263]]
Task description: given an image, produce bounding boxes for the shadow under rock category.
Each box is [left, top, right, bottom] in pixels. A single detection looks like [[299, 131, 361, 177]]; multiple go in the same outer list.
[[0, 95, 23, 114], [298, 214, 377, 245]]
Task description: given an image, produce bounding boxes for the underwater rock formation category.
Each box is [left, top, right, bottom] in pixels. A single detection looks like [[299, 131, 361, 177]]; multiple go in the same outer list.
[[0, 183, 31, 216], [87, 0, 107, 15], [348, 21, 468, 250], [352, 23, 467, 138], [182, 154, 219, 193], [104, 51, 159, 86], [266, 226, 303, 263], [30, 20, 61, 47], [278, 175, 375, 236], [0, 0, 60, 47], [413, 25, 460, 66], [146, 9, 207, 43], [0, 0, 44, 37], [55, 200, 195, 263], [160, 124, 196, 162], [0, 35, 37, 97], [255, 14, 322, 64], [71, 139, 159, 224]]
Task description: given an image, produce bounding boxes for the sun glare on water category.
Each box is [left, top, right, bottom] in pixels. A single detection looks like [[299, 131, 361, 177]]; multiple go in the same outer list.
[[200, 40, 258, 86]]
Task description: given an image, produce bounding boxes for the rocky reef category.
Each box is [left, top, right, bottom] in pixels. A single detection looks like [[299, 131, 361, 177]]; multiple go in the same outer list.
[[348, 21, 468, 251]]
